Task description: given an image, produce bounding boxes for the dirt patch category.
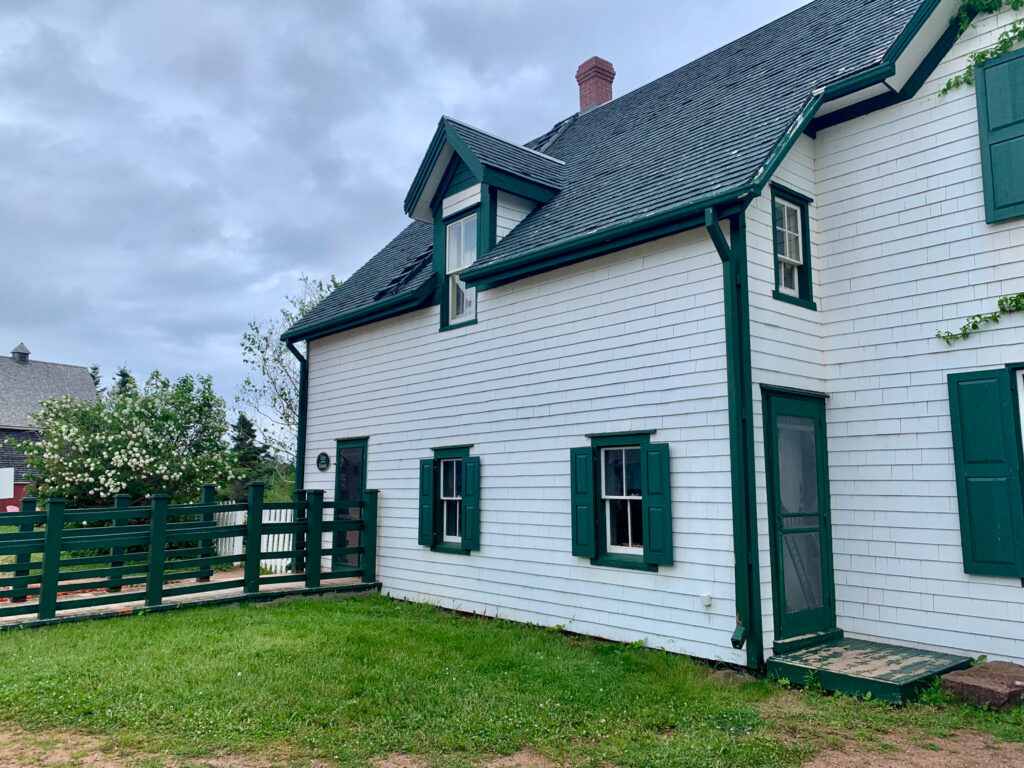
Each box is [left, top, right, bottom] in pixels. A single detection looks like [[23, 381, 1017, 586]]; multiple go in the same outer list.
[[803, 730, 1024, 767], [0, 723, 325, 768], [372, 750, 558, 768]]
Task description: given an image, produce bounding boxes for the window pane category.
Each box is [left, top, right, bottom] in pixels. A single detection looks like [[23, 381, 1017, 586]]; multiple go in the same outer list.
[[787, 233, 801, 263], [608, 499, 630, 547], [451, 276, 466, 319], [625, 448, 642, 496], [442, 460, 454, 498], [454, 458, 463, 497], [462, 214, 477, 262], [446, 219, 462, 273], [782, 263, 797, 290], [445, 499, 461, 538], [463, 284, 476, 318], [630, 499, 644, 546], [785, 204, 799, 233], [603, 449, 624, 496]]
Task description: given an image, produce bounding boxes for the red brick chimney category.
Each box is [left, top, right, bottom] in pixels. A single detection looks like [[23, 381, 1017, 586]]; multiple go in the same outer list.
[[575, 56, 615, 112]]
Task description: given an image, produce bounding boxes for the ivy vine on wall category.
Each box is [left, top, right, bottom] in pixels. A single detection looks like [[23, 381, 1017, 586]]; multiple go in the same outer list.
[[936, 293, 1024, 344], [941, 0, 1024, 94]]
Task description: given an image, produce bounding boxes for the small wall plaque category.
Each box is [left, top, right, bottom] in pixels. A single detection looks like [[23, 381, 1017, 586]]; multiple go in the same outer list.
[[316, 452, 331, 472]]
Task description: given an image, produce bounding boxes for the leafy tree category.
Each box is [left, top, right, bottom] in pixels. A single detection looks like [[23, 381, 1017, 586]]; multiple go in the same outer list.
[[88, 365, 102, 391], [10, 371, 238, 506], [237, 273, 341, 460]]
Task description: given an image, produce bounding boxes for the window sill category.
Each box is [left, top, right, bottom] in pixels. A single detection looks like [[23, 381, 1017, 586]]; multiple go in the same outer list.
[[431, 542, 471, 556], [590, 554, 657, 572], [440, 318, 478, 333], [772, 290, 817, 311]]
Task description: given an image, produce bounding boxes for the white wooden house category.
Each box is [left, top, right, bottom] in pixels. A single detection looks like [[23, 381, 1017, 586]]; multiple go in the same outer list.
[[284, 0, 1024, 698]]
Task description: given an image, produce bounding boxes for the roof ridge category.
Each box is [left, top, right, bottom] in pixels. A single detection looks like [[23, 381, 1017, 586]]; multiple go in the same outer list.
[[0, 357, 90, 371], [442, 115, 566, 165]]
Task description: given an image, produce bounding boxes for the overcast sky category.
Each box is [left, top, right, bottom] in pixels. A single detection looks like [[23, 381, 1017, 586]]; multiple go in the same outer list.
[[1, 0, 805, 410]]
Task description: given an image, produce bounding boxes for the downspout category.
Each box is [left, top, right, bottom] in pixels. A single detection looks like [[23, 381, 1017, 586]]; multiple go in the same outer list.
[[705, 208, 763, 671], [285, 340, 308, 494]]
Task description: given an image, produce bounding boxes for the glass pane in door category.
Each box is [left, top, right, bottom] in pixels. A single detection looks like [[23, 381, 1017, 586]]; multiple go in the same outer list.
[[334, 444, 365, 568], [776, 415, 824, 614]]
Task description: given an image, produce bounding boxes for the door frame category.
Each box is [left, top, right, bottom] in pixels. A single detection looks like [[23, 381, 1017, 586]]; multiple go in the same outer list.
[[334, 438, 368, 569], [761, 386, 837, 645]]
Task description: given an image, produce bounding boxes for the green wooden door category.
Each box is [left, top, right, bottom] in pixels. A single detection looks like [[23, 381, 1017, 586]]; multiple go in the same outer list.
[[764, 391, 836, 641], [334, 439, 367, 570]]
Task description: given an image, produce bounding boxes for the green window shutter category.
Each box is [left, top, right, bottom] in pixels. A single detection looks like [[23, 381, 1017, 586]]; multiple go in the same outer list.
[[418, 458, 436, 546], [570, 447, 597, 558], [947, 369, 1024, 577], [640, 442, 674, 566], [461, 456, 481, 551], [976, 48, 1024, 224]]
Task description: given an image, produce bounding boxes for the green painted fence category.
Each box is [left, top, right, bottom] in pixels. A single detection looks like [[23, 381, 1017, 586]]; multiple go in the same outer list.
[[0, 483, 378, 623]]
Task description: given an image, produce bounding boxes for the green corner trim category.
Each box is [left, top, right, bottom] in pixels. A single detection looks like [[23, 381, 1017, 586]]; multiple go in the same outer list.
[[285, 341, 308, 491]]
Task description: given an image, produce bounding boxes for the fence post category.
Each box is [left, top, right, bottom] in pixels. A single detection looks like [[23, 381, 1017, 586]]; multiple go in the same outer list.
[[108, 494, 132, 593], [244, 482, 265, 594], [38, 498, 66, 621], [361, 490, 378, 584], [145, 495, 169, 608], [198, 483, 216, 582], [305, 490, 323, 589], [292, 489, 307, 576], [12, 497, 37, 603]]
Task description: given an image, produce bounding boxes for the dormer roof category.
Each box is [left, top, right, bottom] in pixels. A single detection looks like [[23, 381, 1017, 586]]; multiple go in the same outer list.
[[404, 116, 564, 223]]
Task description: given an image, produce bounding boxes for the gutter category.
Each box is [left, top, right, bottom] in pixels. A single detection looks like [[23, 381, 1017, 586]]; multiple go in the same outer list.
[[285, 341, 308, 494], [462, 187, 753, 290], [704, 207, 763, 671]]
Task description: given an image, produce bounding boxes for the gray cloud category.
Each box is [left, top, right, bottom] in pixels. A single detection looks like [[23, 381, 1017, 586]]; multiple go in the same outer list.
[[0, 0, 803, 405]]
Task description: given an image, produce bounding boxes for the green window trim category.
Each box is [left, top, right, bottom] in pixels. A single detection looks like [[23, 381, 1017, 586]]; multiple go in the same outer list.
[[947, 365, 1024, 578], [976, 47, 1024, 224], [418, 446, 481, 554], [569, 438, 673, 569], [770, 183, 815, 309], [432, 165, 497, 332]]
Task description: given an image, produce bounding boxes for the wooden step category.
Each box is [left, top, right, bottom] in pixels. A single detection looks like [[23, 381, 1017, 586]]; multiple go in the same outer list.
[[767, 637, 972, 703]]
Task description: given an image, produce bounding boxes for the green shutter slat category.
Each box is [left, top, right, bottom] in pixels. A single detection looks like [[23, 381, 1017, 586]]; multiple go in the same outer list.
[[570, 447, 597, 558], [418, 459, 436, 547], [462, 457, 481, 551], [947, 369, 1024, 577], [641, 443, 674, 566], [976, 48, 1024, 224]]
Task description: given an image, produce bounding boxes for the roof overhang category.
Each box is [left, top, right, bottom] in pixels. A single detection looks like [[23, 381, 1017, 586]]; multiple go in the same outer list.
[[809, 0, 965, 133], [403, 118, 561, 224]]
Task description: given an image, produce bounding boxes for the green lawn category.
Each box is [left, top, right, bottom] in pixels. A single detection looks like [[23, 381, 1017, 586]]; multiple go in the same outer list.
[[0, 594, 1019, 767]]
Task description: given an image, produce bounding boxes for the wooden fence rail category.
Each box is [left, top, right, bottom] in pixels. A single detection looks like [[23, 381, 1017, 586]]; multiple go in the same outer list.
[[0, 483, 378, 623]]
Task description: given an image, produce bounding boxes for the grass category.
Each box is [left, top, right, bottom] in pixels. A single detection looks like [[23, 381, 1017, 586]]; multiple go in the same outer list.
[[0, 594, 1019, 767]]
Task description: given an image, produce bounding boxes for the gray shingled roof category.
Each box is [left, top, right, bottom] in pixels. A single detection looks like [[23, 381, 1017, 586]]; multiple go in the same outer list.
[[0, 350, 97, 429], [286, 0, 924, 341], [0, 428, 39, 483]]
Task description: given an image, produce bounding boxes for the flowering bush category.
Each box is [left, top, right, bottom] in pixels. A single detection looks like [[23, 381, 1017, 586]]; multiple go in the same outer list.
[[10, 371, 238, 506]]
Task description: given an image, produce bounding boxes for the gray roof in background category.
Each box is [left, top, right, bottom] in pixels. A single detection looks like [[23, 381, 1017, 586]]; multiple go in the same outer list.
[[0, 349, 97, 428], [0, 428, 39, 483], [287, 0, 924, 340]]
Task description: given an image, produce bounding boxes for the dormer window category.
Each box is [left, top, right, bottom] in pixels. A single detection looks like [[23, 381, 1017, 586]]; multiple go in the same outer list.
[[446, 212, 477, 323]]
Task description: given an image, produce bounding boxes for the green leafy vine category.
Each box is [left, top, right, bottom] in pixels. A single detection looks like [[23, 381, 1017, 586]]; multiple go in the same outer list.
[[941, 0, 1024, 94], [936, 292, 1024, 344]]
